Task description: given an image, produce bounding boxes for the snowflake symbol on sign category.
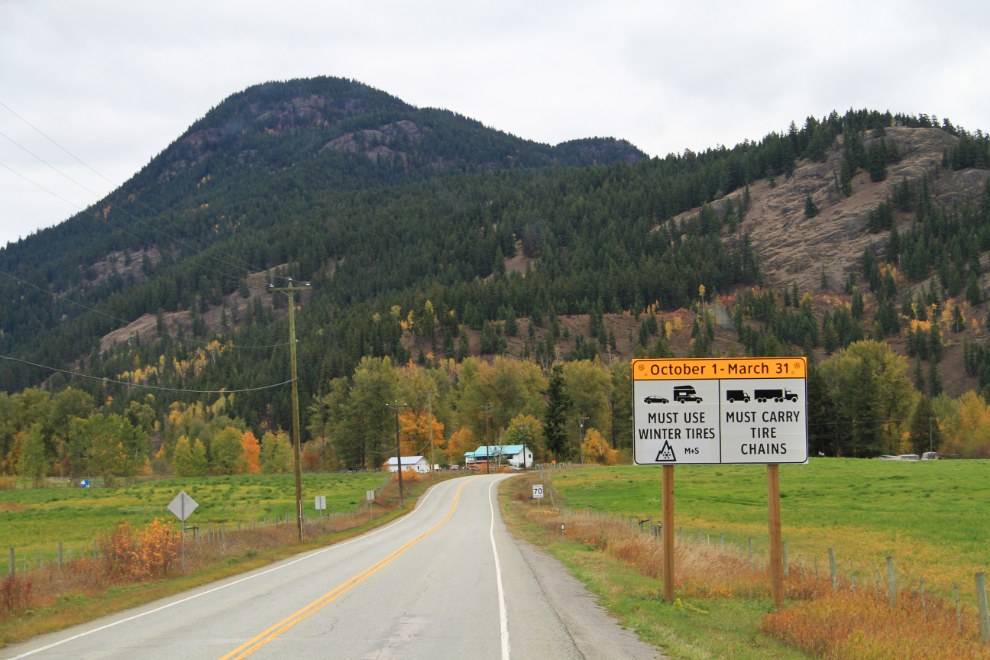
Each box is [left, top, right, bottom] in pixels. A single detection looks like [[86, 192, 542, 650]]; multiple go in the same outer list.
[[655, 441, 676, 462]]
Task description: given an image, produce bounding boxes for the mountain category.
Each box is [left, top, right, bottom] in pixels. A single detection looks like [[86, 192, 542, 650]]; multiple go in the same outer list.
[[0, 78, 988, 439]]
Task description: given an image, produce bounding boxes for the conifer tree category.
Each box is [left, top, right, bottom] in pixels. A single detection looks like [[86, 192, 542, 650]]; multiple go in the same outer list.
[[928, 360, 943, 398], [913, 359, 926, 393], [929, 323, 943, 362], [909, 397, 941, 455], [967, 270, 982, 306], [542, 365, 572, 461], [804, 195, 819, 218]]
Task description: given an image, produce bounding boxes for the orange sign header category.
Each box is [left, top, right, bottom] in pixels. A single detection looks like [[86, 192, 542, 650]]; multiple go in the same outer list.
[[632, 357, 807, 381]]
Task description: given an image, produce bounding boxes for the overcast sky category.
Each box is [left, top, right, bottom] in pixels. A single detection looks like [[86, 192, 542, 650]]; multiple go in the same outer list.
[[1, 0, 988, 248]]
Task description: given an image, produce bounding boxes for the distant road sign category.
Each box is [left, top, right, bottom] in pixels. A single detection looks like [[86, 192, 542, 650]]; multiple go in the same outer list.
[[366, 490, 376, 501], [633, 358, 808, 465], [315, 496, 326, 510], [167, 491, 198, 522], [532, 484, 544, 499]]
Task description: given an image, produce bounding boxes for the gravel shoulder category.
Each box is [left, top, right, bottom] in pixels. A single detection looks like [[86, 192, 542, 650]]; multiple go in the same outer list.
[[512, 538, 666, 660]]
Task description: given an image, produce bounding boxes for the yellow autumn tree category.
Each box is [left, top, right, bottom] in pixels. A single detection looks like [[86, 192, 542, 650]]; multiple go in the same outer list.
[[241, 431, 261, 473], [399, 410, 444, 457], [445, 427, 476, 465], [581, 428, 618, 465]]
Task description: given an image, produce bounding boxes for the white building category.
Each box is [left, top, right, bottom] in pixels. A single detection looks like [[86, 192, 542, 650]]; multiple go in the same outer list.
[[386, 456, 430, 473]]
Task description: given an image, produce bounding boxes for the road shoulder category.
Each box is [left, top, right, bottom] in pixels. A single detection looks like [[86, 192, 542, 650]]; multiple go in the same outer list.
[[513, 538, 666, 660]]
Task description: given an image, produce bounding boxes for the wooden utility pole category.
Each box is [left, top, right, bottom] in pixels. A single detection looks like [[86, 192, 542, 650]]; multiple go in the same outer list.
[[269, 278, 309, 541], [428, 389, 437, 480], [519, 423, 529, 470], [577, 417, 588, 464], [386, 401, 407, 506], [767, 464, 785, 608], [481, 403, 492, 474], [662, 464, 675, 601]]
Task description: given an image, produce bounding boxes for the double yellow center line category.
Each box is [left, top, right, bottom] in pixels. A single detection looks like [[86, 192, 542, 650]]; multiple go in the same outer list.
[[218, 479, 472, 660]]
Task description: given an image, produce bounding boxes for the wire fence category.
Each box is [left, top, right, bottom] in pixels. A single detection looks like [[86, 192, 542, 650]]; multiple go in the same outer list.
[[538, 489, 990, 645]]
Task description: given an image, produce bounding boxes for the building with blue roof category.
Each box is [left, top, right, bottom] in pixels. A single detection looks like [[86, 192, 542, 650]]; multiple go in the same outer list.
[[464, 444, 532, 468]]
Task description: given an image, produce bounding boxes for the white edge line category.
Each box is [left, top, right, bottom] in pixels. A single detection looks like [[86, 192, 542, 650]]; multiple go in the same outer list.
[[5, 479, 454, 660], [489, 476, 512, 660]]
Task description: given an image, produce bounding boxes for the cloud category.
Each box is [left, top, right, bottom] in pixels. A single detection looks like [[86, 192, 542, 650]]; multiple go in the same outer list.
[[1, 0, 988, 247]]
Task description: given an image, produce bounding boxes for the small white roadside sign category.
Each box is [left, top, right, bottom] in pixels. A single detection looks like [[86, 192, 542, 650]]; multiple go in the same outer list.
[[366, 490, 376, 501], [532, 484, 544, 499], [167, 491, 198, 522], [314, 495, 326, 510]]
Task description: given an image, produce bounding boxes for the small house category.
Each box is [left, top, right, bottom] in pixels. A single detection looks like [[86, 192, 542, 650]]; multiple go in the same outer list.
[[386, 456, 430, 473]]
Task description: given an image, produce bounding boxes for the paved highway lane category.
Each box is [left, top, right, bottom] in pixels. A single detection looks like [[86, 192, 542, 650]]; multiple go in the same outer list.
[[3, 475, 663, 660]]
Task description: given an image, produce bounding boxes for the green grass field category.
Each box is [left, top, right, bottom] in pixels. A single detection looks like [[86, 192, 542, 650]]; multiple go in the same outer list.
[[548, 458, 990, 590], [0, 472, 389, 563]]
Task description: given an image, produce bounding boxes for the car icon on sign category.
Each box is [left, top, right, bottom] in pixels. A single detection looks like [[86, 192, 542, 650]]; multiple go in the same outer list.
[[644, 395, 669, 404]]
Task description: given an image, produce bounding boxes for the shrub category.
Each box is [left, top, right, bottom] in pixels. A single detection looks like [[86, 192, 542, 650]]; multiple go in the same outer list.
[[0, 574, 32, 615], [100, 518, 179, 582]]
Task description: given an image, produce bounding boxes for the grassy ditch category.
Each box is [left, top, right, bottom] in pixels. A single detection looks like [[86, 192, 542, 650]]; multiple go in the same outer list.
[[0, 471, 464, 648], [545, 459, 990, 589], [500, 470, 990, 660]]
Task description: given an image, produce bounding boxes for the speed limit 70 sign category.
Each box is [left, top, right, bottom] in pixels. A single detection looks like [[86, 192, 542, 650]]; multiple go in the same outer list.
[[532, 484, 544, 499]]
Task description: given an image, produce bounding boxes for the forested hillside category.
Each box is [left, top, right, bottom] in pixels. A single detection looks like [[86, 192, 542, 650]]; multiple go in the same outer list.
[[2, 76, 990, 476]]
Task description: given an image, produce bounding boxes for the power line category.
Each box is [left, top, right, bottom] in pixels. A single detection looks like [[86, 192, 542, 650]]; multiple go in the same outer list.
[[0, 100, 289, 284], [0, 268, 292, 350], [0, 354, 294, 394]]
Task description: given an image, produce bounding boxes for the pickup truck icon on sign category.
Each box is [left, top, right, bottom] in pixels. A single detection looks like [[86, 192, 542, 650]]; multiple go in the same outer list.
[[672, 385, 703, 403]]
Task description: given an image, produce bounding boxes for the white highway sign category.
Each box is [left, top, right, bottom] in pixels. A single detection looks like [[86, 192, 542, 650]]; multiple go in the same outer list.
[[633, 358, 808, 465], [532, 484, 544, 499], [315, 495, 326, 510], [167, 491, 198, 522]]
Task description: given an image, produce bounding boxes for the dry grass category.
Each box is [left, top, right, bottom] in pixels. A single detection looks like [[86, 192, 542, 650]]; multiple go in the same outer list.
[[515, 470, 990, 660], [0, 504, 395, 625], [762, 590, 990, 660]]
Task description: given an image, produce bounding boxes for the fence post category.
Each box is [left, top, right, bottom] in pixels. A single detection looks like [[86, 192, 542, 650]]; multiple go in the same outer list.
[[955, 583, 962, 634], [720, 533, 725, 555], [829, 548, 837, 592], [977, 572, 990, 643], [58, 542, 63, 571], [94, 539, 98, 561], [850, 559, 855, 592], [921, 577, 927, 621], [887, 557, 897, 609], [783, 541, 789, 576], [8, 548, 13, 577]]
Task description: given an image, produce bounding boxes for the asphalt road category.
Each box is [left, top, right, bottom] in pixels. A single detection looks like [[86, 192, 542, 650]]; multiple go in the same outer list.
[[2, 475, 662, 660]]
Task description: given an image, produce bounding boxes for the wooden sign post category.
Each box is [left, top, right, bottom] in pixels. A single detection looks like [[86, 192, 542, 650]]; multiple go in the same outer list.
[[767, 464, 784, 608], [662, 464, 675, 601]]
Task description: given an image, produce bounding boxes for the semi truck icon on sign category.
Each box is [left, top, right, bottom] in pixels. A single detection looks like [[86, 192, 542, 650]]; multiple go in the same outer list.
[[754, 389, 799, 403]]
